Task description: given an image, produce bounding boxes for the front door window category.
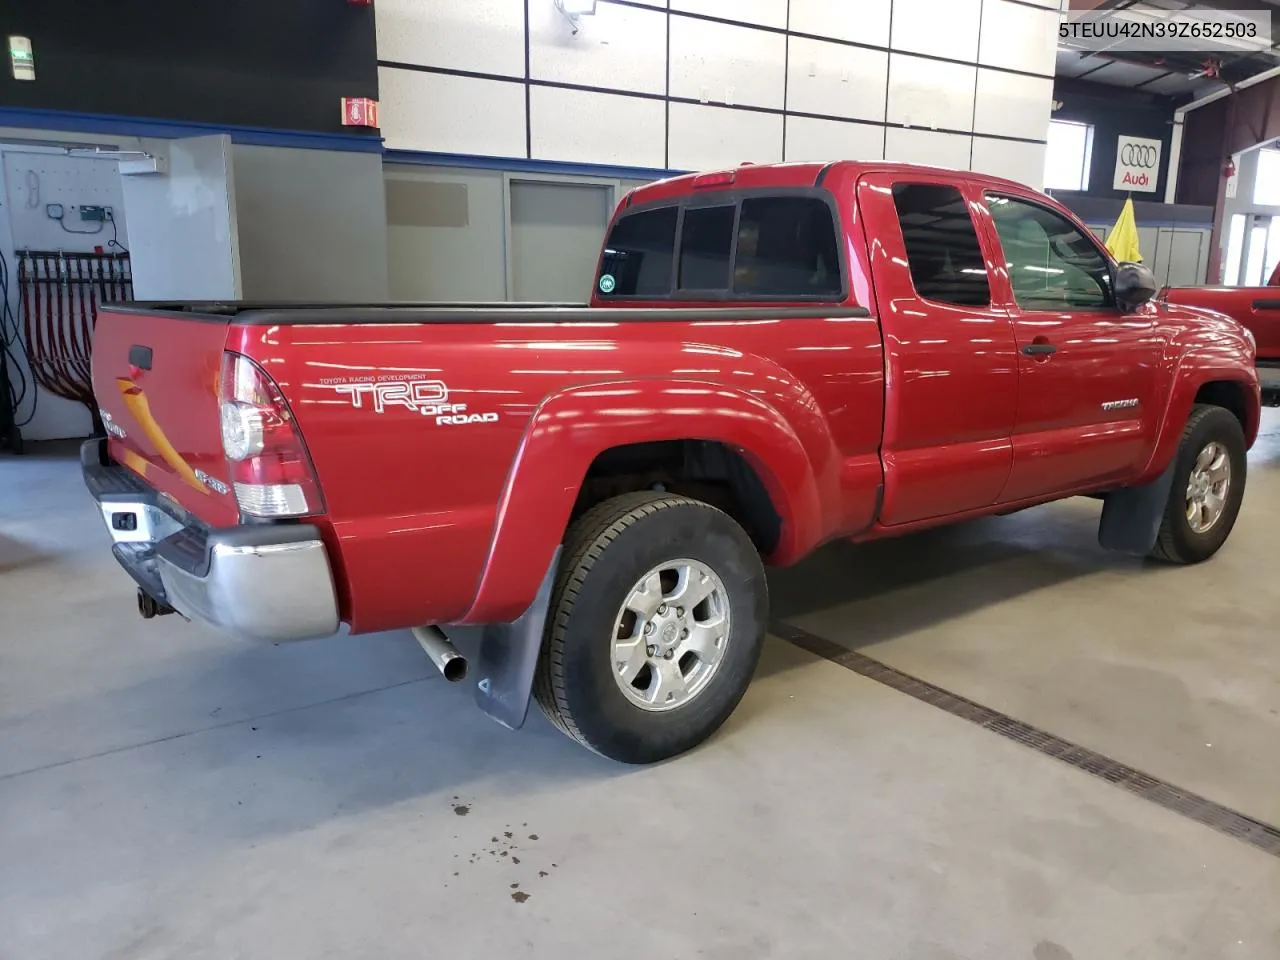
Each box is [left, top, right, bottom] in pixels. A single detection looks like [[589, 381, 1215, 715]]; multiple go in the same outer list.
[[985, 195, 1114, 311]]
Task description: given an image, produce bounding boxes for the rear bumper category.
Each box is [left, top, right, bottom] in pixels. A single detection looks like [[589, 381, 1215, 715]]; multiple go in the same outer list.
[[81, 439, 340, 642]]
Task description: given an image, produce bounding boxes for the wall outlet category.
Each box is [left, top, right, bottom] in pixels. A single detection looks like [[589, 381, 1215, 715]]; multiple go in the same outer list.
[[80, 205, 106, 222]]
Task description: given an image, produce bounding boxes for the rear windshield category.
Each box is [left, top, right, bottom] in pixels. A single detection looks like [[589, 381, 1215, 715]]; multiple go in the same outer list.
[[597, 193, 844, 301]]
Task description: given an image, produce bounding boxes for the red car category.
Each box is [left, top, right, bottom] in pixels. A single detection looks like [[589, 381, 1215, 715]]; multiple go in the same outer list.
[[84, 161, 1260, 763]]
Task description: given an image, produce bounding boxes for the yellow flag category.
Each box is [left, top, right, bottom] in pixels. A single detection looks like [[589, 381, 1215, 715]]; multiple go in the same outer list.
[[1105, 197, 1142, 263]]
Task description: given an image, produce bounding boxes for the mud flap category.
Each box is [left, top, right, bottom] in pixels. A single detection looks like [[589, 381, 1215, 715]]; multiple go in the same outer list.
[[1097, 460, 1177, 556], [456, 547, 561, 731]]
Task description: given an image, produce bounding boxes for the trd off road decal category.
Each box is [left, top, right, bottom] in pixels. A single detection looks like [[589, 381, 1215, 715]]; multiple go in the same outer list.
[[320, 376, 500, 426]]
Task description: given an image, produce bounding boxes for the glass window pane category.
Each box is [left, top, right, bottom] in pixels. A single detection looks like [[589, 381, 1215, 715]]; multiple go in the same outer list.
[[1044, 120, 1092, 192], [1266, 218, 1280, 285], [891, 183, 991, 307], [597, 206, 677, 297], [1224, 214, 1246, 286], [678, 205, 736, 291], [1254, 150, 1280, 206], [1246, 224, 1268, 286], [986, 194, 1114, 309], [733, 197, 842, 298]]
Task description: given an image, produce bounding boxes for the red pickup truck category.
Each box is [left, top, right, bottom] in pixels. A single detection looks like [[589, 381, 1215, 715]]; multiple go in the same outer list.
[[84, 160, 1260, 764], [1160, 285, 1280, 362], [1162, 284, 1280, 373]]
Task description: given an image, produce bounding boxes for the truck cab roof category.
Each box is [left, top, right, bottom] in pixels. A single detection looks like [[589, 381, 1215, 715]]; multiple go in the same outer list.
[[624, 160, 1042, 210]]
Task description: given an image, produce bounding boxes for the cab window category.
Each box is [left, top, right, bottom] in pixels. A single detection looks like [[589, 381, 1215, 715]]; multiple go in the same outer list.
[[985, 194, 1114, 310], [596, 205, 678, 297], [891, 183, 991, 307], [734, 197, 841, 297], [596, 192, 844, 301]]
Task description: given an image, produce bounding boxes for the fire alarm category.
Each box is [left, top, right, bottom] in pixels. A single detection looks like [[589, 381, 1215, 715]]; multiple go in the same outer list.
[[341, 97, 379, 128], [348, 0, 373, 6], [1224, 159, 1237, 180]]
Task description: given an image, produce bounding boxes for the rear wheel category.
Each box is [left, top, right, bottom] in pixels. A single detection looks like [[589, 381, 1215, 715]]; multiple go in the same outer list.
[[533, 492, 768, 764], [1148, 404, 1247, 564]]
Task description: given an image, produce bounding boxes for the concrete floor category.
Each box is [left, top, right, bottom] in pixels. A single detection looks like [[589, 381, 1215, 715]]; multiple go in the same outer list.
[[2, 420, 1278, 960]]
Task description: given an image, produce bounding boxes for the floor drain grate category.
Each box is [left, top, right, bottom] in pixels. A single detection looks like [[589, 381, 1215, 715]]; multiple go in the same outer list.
[[772, 620, 1280, 859]]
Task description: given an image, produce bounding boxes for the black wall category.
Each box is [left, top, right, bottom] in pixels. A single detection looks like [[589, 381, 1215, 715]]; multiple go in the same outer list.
[[0, 1, 378, 137], [1048, 77, 1179, 202]]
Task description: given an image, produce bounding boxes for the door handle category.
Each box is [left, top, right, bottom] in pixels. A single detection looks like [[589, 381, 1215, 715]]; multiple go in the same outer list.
[[128, 345, 153, 370], [1021, 343, 1057, 357]]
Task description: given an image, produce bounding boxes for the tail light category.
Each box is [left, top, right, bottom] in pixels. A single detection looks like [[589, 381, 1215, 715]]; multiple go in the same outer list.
[[219, 352, 324, 518], [692, 170, 736, 189]]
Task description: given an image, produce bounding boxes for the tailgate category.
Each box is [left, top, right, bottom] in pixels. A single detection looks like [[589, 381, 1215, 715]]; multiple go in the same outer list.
[[92, 306, 241, 527]]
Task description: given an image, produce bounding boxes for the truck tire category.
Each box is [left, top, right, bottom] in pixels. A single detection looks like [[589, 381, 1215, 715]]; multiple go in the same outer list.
[[1148, 403, 1247, 565], [533, 491, 768, 764]]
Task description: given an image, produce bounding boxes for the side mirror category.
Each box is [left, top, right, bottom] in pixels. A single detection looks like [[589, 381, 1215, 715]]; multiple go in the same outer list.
[[1114, 261, 1157, 312]]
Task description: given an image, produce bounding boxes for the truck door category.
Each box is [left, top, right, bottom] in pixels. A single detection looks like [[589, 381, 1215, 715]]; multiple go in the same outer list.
[[977, 191, 1160, 502], [856, 174, 1019, 525]]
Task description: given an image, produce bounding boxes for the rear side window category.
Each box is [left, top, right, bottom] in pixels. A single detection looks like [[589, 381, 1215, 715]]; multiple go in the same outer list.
[[679, 205, 736, 291], [596, 192, 845, 300], [597, 206, 677, 297], [734, 197, 841, 297], [891, 183, 991, 307]]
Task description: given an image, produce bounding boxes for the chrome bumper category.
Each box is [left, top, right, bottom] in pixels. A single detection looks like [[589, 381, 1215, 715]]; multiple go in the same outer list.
[[81, 439, 340, 642]]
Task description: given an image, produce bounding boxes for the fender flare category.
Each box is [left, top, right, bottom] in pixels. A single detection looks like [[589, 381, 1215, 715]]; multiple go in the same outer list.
[[457, 379, 825, 624], [1138, 349, 1260, 484]]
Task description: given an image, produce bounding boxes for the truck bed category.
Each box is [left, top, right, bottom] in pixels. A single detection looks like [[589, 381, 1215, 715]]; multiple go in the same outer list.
[[106, 301, 871, 325]]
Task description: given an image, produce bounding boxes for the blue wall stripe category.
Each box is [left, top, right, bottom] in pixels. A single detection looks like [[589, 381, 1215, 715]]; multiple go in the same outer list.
[[0, 108, 385, 154]]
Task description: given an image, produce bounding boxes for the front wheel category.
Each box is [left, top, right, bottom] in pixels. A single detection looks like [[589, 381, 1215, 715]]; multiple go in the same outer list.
[[1148, 404, 1247, 564], [533, 492, 768, 764]]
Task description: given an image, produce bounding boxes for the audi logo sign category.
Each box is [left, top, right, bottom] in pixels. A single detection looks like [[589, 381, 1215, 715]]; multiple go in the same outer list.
[[1113, 135, 1162, 193], [1121, 144, 1158, 168]]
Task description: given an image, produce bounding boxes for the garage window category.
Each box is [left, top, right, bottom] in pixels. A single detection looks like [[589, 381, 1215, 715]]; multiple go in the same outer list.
[[1044, 119, 1094, 192]]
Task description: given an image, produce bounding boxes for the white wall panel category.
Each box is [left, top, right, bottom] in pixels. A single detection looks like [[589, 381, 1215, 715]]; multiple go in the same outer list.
[[973, 71, 1052, 141], [376, 0, 524, 77], [787, 37, 887, 123], [971, 137, 1047, 189], [979, 1, 1058, 76], [668, 103, 784, 170], [531, 88, 666, 168], [375, 0, 1055, 183], [385, 166, 508, 301], [379, 68, 526, 158], [530, 1, 666, 94], [891, 0, 981, 62], [671, 0, 787, 30], [886, 56, 976, 132], [669, 17, 786, 110], [884, 128, 972, 171], [790, 0, 891, 46], [784, 116, 885, 163]]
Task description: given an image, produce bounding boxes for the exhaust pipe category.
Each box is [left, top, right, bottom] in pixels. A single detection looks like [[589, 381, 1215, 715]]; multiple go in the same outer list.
[[137, 589, 174, 619], [412, 625, 468, 683]]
